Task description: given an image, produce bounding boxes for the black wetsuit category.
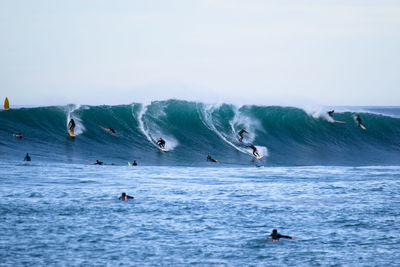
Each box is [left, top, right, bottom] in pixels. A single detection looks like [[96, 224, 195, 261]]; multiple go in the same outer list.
[[119, 194, 134, 200], [207, 155, 218, 163], [238, 129, 248, 142], [132, 161, 137, 166], [94, 160, 103, 165], [157, 139, 166, 148], [68, 119, 75, 131], [328, 110, 334, 118], [269, 233, 293, 241], [109, 128, 116, 134], [247, 144, 259, 157], [356, 116, 363, 125], [24, 154, 31, 161]]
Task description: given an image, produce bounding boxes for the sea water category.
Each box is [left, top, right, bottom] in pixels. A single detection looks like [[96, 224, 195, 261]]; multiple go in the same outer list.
[[1, 162, 399, 266]]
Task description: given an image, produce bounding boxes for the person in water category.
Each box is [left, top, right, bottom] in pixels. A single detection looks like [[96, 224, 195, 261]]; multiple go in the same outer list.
[[206, 154, 219, 163], [157, 137, 166, 148], [238, 128, 248, 142], [356, 115, 365, 127], [94, 160, 103, 165], [328, 110, 335, 118], [24, 153, 31, 161], [247, 144, 260, 157], [119, 192, 134, 201], [132, 160, 137, 166], [268, 229, 296, 242], [108, 128, 116, 134], [68, 119, 75, 131], [14, 133, 23, 139]]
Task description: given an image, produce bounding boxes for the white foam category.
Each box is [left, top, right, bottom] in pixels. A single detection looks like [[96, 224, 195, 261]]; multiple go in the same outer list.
[[135, 103, 178, 150], [66, 105, 85, 135], [198, 103, 268, 158]]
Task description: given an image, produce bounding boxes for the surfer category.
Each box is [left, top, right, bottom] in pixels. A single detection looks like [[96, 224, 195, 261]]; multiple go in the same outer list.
[[327, 110, 334, 118], [119, 192, 134, 201], [68, 119, 75, 131], [14, 133, 23, 139], [268, 229, 296, 242], [108, 128, 116, 134], [356, 115, 365, 127], [238, 128, 248, 142], [132, 160, 137, 166], [157, 138, 166, 149], [24, 153, 31, 161], [94, 160, 103, 165], [206, 154, 219, 163], [247, 144, 260, 157]]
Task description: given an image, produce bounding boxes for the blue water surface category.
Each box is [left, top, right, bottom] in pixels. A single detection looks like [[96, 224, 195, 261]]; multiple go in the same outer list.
[[1, 162, 400, 266]]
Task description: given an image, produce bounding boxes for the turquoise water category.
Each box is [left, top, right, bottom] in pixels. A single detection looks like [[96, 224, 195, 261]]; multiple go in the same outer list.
[[1, 163, 399, 265], [1, 102, 400, 166]]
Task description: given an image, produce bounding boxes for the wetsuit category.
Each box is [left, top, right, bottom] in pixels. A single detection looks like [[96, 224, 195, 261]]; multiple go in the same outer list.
[[132, 161, 137, 166], [207, 155, 218, 163], [157, 139, 166, 148], [68, 119, 75, 131], [94, 160, 103, 165], [356, 116, 363, 125], [119, 194, 134, 201], [238, 129, 248, 142], [269, 233, 293, 241], [24, 154, 31, 161], [109, 128, 116, 134], [328, 110, 334, 118], [247, 144, 260, 157]]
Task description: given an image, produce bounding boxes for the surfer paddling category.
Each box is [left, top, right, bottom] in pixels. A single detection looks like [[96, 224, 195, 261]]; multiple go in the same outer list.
[[268, 229, 296, 242], [24, 153, 31, 161], [238, 128, 248, 142], [206, 154, 220, 163], [119, 192, 134, 201], [14, 133, 23, 139], [107, 128, 116, 134]]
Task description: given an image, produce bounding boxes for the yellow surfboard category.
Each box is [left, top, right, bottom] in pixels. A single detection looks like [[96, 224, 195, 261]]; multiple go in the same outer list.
[[68, 129, 75, 138], [4, 97, 9, 110]]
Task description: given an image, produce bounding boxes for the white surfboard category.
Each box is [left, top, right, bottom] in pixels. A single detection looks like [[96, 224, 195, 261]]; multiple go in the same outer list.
[[159, 147, 168, 152]]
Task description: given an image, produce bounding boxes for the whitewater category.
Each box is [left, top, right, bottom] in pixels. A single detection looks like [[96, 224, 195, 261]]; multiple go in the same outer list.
[[1, 100, 400, 266], [0, 100, 399, 166]]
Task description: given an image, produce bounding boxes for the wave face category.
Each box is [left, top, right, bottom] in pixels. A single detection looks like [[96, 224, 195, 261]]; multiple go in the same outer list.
[[1, 100, 400, 166]]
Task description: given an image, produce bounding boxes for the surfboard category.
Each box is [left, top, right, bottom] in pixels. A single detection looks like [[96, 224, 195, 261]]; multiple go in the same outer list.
[[255, 155, 263, 160], [360, 124, 366, 130], [4, 97, 9, 110], [333, 120, 346, 123], [68, 129, 75, 138], [13, 134, 23, 139], [100, 126, 119, 137], [159, 147, 168, 152], [128, 162, 131, 166]]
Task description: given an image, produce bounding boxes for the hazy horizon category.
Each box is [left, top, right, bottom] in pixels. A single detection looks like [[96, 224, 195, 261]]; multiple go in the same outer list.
[[1, 0, 399, 106]]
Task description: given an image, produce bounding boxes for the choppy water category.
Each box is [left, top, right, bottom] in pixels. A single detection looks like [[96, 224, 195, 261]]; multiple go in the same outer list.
[[1, 163, 399, 266]]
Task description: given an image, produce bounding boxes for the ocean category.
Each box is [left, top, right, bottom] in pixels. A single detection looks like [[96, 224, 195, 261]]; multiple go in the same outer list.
[[1, 101, 400, 265]]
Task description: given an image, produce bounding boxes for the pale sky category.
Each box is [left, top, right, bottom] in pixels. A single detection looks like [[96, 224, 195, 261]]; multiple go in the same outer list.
[[0, 0, 399, 106]]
